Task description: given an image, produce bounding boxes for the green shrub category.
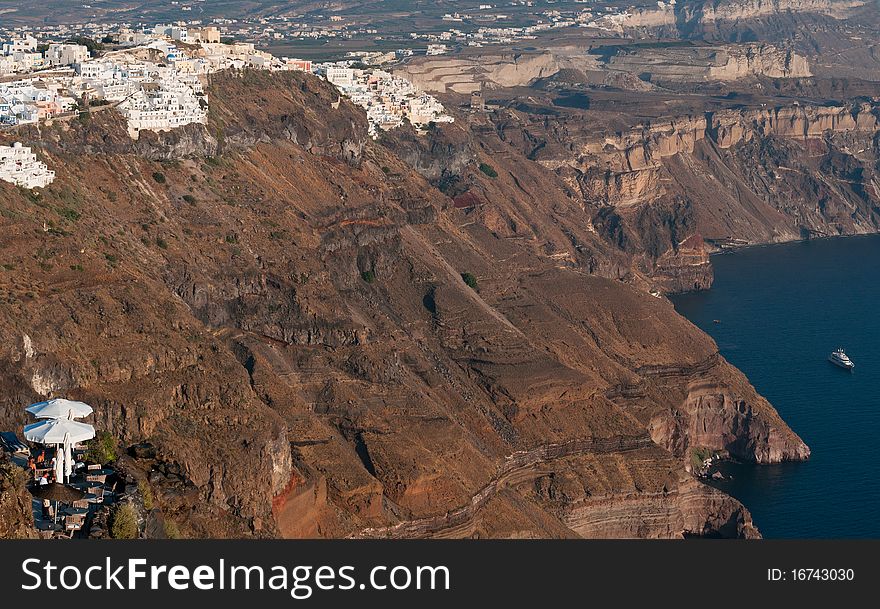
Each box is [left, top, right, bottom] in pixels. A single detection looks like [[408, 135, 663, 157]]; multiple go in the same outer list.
[[85, 431, 117, 465], [138, 479, 154, 510], [103, 253, 118, 267], [56, 207, 81, 222], [152, 171, 166, 184], [110, 503, 138, 539], [65, 35, 104, 53], [478, 163, 498, 178], [155, 237, 168, 249], [461, 272, 478, 290], [182, 194, 196, 204], [437, 174, 459, 196], [690, 446, 713, 473], [163, 520, 182, 539], [361, 270, 376, 284]]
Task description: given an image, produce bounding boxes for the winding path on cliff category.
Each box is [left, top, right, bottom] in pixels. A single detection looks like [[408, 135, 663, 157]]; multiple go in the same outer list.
[[351, 433, 655, 539], [350, 354, 732, 539]]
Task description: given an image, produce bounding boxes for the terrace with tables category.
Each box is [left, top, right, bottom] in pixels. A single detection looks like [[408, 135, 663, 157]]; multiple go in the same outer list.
[[0, 399, 120, 539]]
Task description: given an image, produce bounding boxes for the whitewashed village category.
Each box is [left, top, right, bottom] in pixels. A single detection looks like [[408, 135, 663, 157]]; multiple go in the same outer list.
[[0, 24, 453, 189]]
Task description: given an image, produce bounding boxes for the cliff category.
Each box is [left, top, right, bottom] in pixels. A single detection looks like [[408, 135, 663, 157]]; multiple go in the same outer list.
[[621, 0, 865, 34], [496, 101, 879, 289], [605, 44, 812, 83], [0, 69, 808, 539], [397, 52, 561, 94]]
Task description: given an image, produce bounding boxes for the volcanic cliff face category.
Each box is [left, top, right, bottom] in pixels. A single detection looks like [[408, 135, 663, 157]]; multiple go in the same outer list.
[[398, 52, 561, 94], [493, 100, 879, 290], [621, 0, 865, 35], [605, 44, 812, 83], [0, 70, 807, 539]]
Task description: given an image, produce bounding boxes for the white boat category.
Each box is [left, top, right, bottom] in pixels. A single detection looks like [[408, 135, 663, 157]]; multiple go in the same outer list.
[[829, 348, 855, 370]]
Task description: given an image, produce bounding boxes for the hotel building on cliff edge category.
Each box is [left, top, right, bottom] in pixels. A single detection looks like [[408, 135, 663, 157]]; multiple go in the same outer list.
[[0, 142, 55, 189]]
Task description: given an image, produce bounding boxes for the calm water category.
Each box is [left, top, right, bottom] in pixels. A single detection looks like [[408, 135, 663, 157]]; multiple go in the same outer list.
[[671, 235, 880, 538]]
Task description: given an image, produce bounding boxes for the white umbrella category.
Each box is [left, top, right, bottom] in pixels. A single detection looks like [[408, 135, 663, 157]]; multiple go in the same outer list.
[[24, 418, 95, 445], [54, 446, 64, 483], [26, 398, 93, 420]]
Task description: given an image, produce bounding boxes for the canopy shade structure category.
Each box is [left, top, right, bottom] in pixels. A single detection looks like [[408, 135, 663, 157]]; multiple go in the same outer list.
[[26, 398, 93, 420], [23, 418, 95, 445], [28, 483, 86, 503]]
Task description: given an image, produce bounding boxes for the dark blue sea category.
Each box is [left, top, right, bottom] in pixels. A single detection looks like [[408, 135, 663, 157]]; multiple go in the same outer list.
[[671, 234, 880, 538]]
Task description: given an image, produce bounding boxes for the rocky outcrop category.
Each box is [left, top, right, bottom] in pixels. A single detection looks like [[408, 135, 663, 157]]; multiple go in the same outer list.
[[562, 476, 759, 539], [682, 0, 864, 23], [565, 103, 876, 180], [606, 43, 812, 83], [573, 115, 708, 177], [709, 103, 879, 147], [397, 52, 560, 94], [652, 234, 714, 293], [646, 363, 811, 464], [354, 438, 760, 539]]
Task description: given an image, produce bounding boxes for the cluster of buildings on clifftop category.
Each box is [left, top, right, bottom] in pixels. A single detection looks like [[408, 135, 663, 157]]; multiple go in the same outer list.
[[0, 32, 304, 136], [0, 22, 453, 184], [1, 34, 93, 75], [323, 64, 453, 138]]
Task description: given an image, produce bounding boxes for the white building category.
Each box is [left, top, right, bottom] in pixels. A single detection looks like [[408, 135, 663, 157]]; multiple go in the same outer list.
[[46, 44, 90, 67], [153, 24, 189, 43], [0, 143, 55, 189], [77, 61, 115, 80], [1, 35, 39, 56], [189, 26, 220, 44], [320, 63, 453, 138], [326, 66, 357, 88], [120, 82, 206, 138]]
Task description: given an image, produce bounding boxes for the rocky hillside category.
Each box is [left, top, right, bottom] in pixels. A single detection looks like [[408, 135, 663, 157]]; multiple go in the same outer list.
[[492, 100, 879, 290], [0, 69, 808, 539]]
